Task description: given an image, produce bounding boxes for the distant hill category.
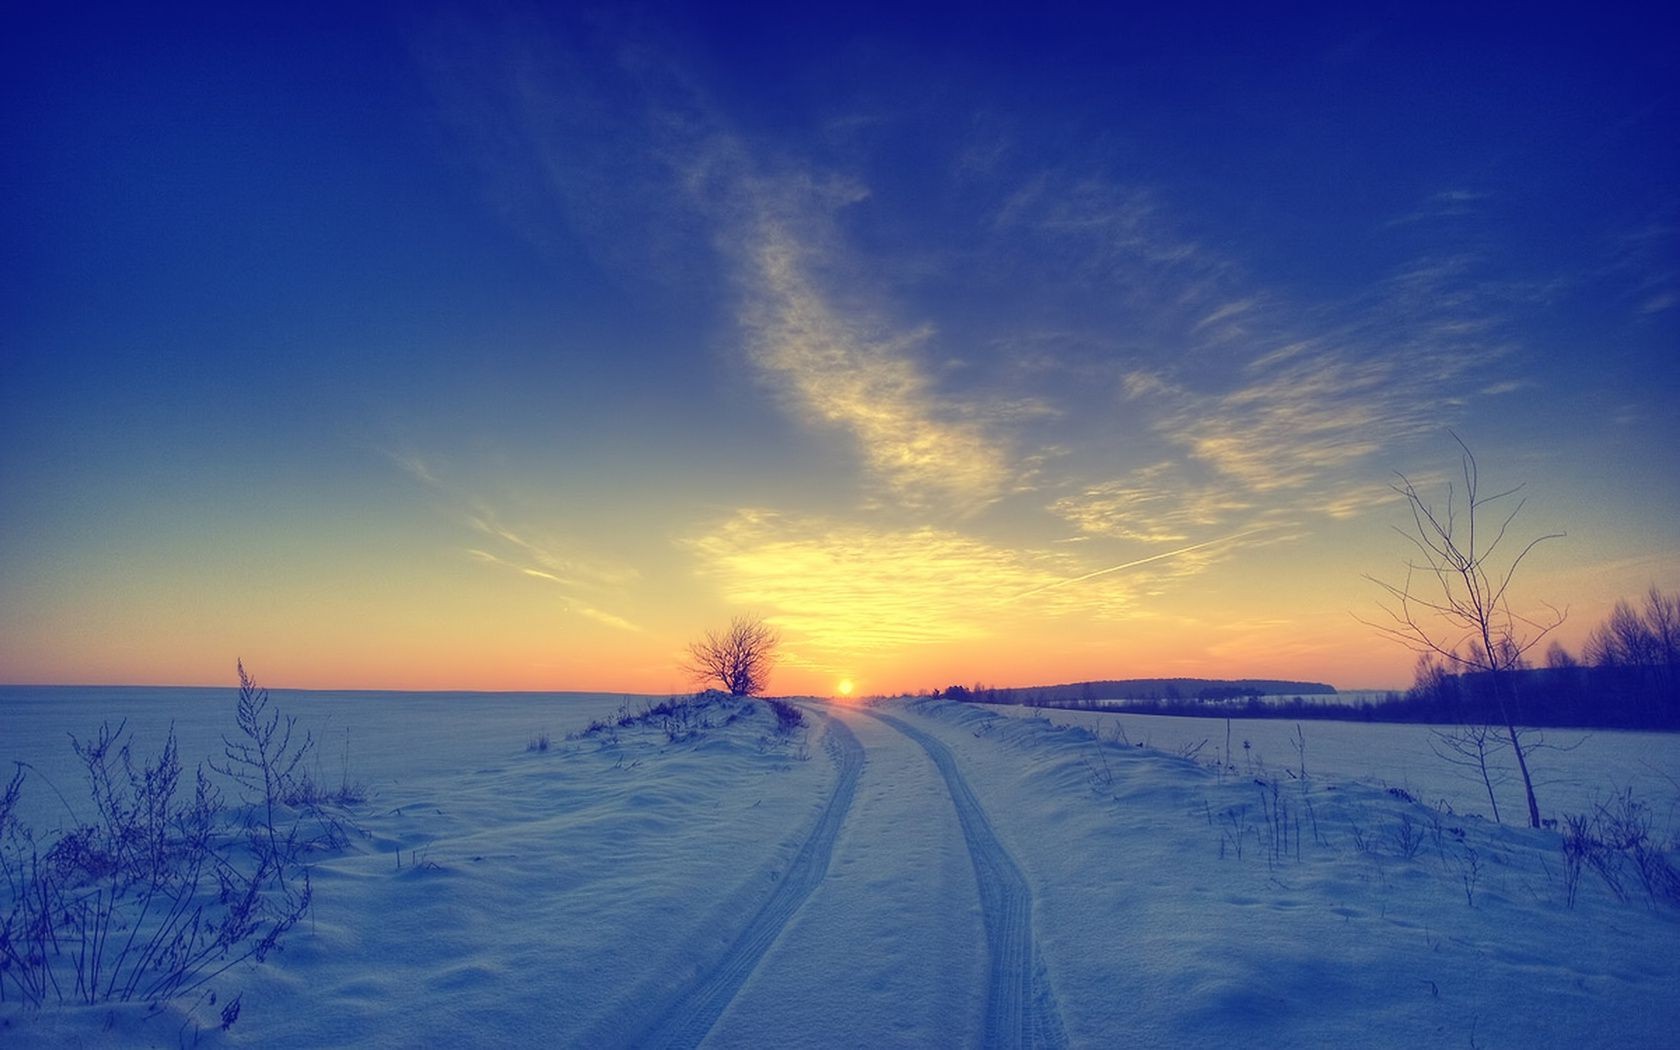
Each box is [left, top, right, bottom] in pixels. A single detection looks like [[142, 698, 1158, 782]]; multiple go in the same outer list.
[[937, 678, 1337, 705]]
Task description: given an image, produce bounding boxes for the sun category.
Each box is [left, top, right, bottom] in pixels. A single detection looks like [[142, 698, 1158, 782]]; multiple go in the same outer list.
[[836, 679, 855, 697]]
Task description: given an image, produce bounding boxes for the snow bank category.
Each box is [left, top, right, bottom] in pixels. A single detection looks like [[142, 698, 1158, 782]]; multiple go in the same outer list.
[[977, 703, 1680, 834], [893, 697, 1680, 1048], [2, 690, 832, 1047], [4, 687, 1676, 1047]]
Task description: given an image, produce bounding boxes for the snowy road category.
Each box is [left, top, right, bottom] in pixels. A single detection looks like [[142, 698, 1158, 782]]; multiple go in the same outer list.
[[693, 701, 1067, 1049], [614, 713, 866, 1048], [866, 711, 1069, 1050]]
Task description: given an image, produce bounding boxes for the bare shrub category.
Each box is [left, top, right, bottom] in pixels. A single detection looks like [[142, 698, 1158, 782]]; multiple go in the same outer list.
[[763, 698, 805, 734], [0, 664, 353, 1011], [1255, 778, 1298, 868], [1084, 751, 1116, 796], [1429, 722, 1510, 824], [1457, 845, 1482, 906], [213, 663, 353, 859], [1391, 813, 1425, 860], [1560, 789, 1680, 908], [1219, 805, 1251, 861], [571, 693, 749, 746], [1, 729, 307, 1007]]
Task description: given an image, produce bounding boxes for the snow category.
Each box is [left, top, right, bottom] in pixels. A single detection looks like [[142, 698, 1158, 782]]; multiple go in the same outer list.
[[978, 704, 1680, 837], [3, 686, 1678, 1048], [897, 699, 1680, 1048]]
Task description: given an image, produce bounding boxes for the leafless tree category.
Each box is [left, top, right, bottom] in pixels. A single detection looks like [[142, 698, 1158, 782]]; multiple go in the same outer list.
[[1362, 435, 1565, 828], [1586, 588, 1679, 671], [1586, 596, 1661, 668], [685, 615, 780, 696], [1544, 640, 1578, 670], [1430, 722, 1510, 824], [1584, 586, 1680, 721]]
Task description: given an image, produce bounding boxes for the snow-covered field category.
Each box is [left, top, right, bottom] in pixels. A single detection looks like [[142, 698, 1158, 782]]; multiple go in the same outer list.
[[3, 686, 1678, 1048], [991, 705, 1680, 837]]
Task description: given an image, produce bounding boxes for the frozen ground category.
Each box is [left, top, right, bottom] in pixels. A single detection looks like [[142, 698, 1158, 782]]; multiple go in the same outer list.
[[987, 704, 1680, 838], [2, 686, 1678, 1048]]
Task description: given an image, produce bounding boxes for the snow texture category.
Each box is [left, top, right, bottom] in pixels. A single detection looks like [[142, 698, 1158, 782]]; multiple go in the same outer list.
[[2, 686, 1677, 1048]]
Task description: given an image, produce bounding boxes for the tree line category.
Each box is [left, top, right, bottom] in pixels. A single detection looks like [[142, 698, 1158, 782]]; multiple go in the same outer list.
[[1405, 586, 1679, 730], [921, 589, 1678, 732], [928, 677, 1336, 707]]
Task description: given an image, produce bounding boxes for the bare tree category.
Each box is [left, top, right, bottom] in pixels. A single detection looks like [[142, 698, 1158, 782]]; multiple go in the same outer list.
[[1362, 435, 1565, 828], [1586, 597, 1661, 668], [1406, 651, 1457, 708], [1584, 586, 1680, 722], [1544, 640, 1578, 670], [685, 615, 780, 696], [1429, 721, 1510, 824]]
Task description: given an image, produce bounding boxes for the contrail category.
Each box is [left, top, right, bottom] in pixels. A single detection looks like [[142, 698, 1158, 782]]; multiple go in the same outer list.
[[1009, 528, 1267, 602]]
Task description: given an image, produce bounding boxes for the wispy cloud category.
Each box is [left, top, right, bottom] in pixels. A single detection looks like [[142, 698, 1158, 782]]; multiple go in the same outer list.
[[1383, 188, 1489, 228], [1086, 247, 1523, 517], [1050, 463, 1253, 543], [467, 545, 644, 633], [1165, 255, 1519, 497], [989, 174, 1228, 315], [576, 606, 643, 633], [1007, 528, 1270, 601], [1167, 353, 1402, 492], [1193, 298, 1260, 331], [1313, 481, 1410, 520], [734, 213, 1016, 509], [977, 167, 1524, 532], [423, 13, 1029, 512], [687, 510, 1116, 653], [385, 450, 443, 489], [465, 511, 641, 630], [1580, 214, 1677, 320], [466, 510, 639, 589], [416, 18, 1560, 653], [687, 508, 1065, 650], [396, 455, 643, 631], [969, 172, 1540, 551], [685, 506, 1270, 659], [1480, 379, 1531, 396]]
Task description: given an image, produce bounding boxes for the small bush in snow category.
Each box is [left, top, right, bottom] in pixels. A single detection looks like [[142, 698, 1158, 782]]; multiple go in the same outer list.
[[212, 663, 359, 860], [0, 664, 354, 1011], [569, 692, 750, 746], [1390, 813, 1426, 860], [763, 698, 805, 734], [1560, 789, 1680, 908]]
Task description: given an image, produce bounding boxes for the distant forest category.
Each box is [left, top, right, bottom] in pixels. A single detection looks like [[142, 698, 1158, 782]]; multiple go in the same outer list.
[[948, 666, 1674, 731], [932, 588, 1680, 732], [932, 678, 1337, 706], [1397, 587, 1679, 730]]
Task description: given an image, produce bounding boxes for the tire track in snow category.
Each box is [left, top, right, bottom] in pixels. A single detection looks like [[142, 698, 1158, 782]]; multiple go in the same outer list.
[[625, 709, 864, 1049], [869, 710, 1069, 1050]]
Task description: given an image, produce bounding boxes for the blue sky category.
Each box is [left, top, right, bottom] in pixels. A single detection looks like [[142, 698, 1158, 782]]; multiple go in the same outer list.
[[2, 4, 1675, 692]]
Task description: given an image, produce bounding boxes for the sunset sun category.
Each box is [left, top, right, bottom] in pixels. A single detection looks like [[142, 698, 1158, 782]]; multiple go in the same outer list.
[[836, 679, 855, 697]]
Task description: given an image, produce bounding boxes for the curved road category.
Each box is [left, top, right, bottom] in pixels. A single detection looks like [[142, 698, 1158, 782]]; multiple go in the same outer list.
[[866, 709, 1069, 1050], [625, 711, 866, 1049], [621, 702, 1065, 1049]]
